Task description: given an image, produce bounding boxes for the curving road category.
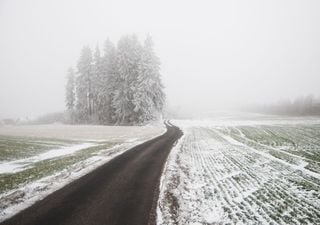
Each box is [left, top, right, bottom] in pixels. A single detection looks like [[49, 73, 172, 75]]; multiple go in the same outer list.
[[1, 122, 182, 225]]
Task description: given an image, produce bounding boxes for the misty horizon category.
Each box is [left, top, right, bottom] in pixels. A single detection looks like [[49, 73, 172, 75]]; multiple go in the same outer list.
[[1, 0, 320, 119], [1, 1, 320, 224]]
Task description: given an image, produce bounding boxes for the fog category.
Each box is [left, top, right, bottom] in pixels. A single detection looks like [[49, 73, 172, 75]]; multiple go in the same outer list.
[[1, 0, 320, 119]]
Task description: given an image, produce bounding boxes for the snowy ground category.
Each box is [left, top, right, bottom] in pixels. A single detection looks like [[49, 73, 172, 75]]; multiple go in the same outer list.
[[0, 122, 165, 221], [0, 123, 164, 142], [157, 115, 320, 225]]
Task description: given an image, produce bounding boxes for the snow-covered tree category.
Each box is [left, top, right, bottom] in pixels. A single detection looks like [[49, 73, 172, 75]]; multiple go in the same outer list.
[[133, 35, 165, 123], [76, 46, 93, 123], [66, 68, 75, 110], [112, 35, 143, 125], [91, 45, 103, 122], [98, 39, 117, 124], [67, 34, 165, 125], [65, 67, 75, 123]]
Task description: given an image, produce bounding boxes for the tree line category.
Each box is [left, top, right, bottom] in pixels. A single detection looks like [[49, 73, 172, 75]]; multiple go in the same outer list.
[[244, 95, 320, 116], [65, 34, 165, 125]]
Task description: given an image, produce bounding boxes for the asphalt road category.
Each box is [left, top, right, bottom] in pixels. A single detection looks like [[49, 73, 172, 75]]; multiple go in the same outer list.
[[1, 122, 182, 225]]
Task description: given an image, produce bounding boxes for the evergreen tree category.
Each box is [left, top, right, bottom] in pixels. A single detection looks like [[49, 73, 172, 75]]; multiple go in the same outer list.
[[112, 35, 142, 125], [99, 39, 117, 124], [65, 67, 75, 123], [76, 46, 93, 123], [133, 35, 165, 123], [144, 35, 165, 113], [67, 34, 165, 125], [92, 45, 103, 122]]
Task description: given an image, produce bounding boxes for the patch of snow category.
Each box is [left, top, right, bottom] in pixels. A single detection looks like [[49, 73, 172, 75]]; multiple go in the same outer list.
[[217, 131, 320, 180], [0, 143, 97, 174], [157, 119, 320, 225], [0, 121, 167, 221], [0, 121, 166, 142]]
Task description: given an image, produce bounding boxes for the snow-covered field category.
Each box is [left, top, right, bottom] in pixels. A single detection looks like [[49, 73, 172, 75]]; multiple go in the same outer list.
[[158, 116, 320, 225], [0, 123, 164, 142], [0, 122, 165, 221]]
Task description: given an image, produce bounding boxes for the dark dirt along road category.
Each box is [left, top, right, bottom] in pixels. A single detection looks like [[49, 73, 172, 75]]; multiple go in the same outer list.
[[1, 121, 182, 225]]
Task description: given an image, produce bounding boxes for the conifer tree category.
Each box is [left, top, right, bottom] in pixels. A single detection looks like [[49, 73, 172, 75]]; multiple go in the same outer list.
[[65, 67, 75, 123], [112, 35, 142, 125], [100, 39, 117, 124], [76, 46, 93, 123], [67, 34, 165, 125], [92, 45, 103, 122], [133, 35, 165, 123]]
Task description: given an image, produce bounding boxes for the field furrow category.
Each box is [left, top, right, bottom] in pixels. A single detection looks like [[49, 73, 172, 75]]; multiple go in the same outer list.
[[158, 120, 320, 225]]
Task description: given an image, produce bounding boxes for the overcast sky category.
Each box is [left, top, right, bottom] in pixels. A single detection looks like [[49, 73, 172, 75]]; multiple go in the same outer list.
[[1, 0, 320, 118]]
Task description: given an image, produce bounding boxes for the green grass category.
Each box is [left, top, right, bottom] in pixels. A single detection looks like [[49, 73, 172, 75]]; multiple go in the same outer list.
[[0, 142, 117, 194], [0, 135, 81, 161], [223, 125, 320, 173]]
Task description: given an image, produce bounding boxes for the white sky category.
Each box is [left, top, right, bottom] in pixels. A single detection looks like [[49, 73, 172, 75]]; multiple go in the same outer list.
[[1, 0, 320, 118]]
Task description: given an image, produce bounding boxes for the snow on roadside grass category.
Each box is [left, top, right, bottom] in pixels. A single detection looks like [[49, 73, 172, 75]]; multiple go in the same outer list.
[[0, 122, 166, 221], [0, 136, 80, 161], [0, 141, 144, 221], [0, 143, 97, 173], [157, 119, 320, 225]]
